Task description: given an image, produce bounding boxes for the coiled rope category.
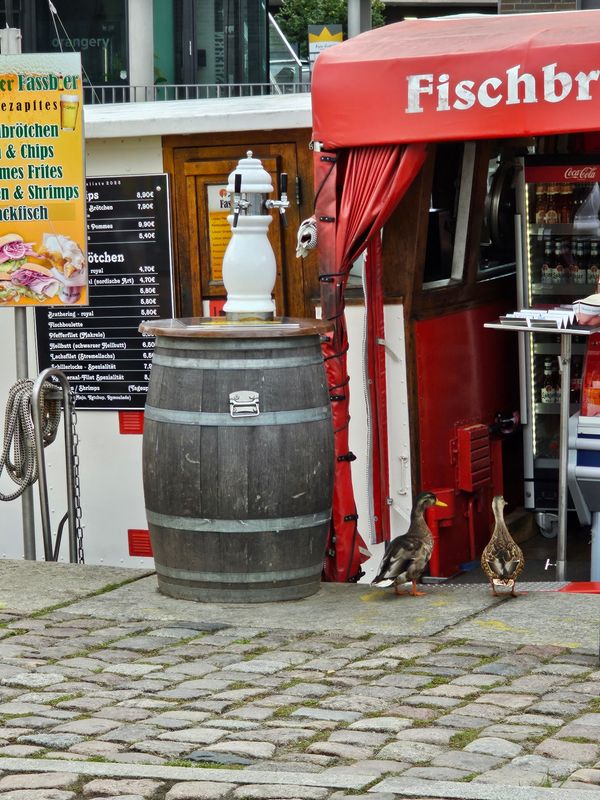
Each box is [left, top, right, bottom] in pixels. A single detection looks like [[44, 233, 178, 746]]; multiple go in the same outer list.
[[0, 379, 62, 501]]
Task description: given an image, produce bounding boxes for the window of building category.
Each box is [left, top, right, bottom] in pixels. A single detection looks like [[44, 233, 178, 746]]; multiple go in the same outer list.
[[422, 141, 517, 288], [0, 0, 35, 47], [423, 141, 466, 287], [0, 0, 23, 28], [478, 148, 517, 274], [35, 0, 128, 87], [175, 0, 267, 88]]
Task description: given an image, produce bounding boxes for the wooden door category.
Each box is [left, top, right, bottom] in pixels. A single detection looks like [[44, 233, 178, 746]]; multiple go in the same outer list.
[[166, 135, 316, 319]]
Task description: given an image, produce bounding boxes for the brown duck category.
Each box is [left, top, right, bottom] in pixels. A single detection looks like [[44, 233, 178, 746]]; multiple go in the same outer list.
[[371, 492, 447, 596], [481, 495, 525, 597]]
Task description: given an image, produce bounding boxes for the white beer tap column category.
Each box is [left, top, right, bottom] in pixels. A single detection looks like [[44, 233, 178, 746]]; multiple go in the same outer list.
[[222, 151, 288, 321]]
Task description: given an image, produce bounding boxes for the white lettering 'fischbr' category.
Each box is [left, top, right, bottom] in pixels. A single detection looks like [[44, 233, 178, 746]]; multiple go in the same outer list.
[[405, 63, 600, 114]]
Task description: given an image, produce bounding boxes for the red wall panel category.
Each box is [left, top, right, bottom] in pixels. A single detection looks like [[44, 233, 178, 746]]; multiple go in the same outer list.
[[414, 301, 520, 576]]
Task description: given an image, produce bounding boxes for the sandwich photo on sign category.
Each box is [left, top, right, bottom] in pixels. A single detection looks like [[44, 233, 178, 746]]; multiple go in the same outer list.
[[0, 231, 86, 304]]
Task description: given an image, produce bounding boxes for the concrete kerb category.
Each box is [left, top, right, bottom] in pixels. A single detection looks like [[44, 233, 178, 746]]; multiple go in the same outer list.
[[0, 761, 599, 799], [373, 777, 600, 800], [0, 757, 368, 790]]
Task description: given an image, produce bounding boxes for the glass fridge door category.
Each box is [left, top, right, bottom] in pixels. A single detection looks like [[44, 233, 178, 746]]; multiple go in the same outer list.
[[523, 159, 595, 508]]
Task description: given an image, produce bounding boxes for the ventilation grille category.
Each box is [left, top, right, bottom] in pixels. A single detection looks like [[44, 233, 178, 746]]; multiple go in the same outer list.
[[456, 423, 491, 492], [128, 529, 153, 558], [119, 411, 145, 435]]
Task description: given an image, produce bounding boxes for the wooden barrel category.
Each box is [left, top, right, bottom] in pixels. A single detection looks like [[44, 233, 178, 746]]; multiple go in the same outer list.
[[140, 318, 334, 603]]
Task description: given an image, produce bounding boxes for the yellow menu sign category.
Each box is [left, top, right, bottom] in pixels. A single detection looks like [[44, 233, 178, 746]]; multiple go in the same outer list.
[[207, 184, 231, 283], [0, 52, 87, 307]]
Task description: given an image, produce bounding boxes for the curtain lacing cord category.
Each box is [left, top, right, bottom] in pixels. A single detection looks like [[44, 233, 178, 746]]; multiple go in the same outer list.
[[319, 270, 350, 280], [324, 352, 349, 365], [323, 343, 349, 362], [313, 157, 336, 211], [329, 377, 350, 391], [0, 380, 61, 501], [324, 310, 346, 323]]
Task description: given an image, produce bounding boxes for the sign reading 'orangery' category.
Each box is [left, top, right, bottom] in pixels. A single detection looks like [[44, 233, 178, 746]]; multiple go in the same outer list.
[[0, 52, 87, 307]]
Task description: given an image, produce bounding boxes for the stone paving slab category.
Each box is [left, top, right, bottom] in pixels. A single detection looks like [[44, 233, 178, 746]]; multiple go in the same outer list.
[[56, 572, 600, 648], [447, 591, 600, 650], [63, 577, 500, 638], [0, 560, 151, 615]]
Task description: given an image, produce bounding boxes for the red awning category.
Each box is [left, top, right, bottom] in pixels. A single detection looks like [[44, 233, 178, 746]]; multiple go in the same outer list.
[[312, 9, 600, 149]]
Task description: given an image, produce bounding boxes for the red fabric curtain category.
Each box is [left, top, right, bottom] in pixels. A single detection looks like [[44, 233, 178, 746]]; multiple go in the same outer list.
[[315, 142, 427, 581], [365, 234, 390, 543]]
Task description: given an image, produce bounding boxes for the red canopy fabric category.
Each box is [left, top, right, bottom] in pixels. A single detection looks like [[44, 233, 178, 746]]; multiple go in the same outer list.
[[312, 9, 600, 149], [315, 143, 427, 581]]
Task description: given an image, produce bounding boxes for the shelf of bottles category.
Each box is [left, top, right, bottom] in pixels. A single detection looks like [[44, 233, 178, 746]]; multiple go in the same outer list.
[[525, 178, 594, 468], [532, 349, 583, 465], [527, 181, 600, 300]]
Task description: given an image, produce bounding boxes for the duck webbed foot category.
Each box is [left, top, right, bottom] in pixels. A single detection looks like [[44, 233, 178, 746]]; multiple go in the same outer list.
[[410, 580, 426, 597], [490, 579, 524, 597]]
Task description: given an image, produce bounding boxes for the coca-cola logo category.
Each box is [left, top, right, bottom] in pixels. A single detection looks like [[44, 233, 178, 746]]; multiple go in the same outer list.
[[564, 167, 599, 180]]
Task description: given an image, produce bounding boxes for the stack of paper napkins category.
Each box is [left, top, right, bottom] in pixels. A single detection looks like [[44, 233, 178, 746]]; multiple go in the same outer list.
[[500, 308, 576, 328], [573, 293, 600, 326]]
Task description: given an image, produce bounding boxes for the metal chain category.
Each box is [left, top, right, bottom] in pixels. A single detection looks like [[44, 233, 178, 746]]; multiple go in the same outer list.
[[69, 390, 85, 564], [0, 380, 61, 501]]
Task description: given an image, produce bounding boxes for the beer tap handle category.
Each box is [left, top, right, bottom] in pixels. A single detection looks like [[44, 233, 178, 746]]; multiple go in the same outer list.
[[279, 173, 289, 228], [232, 172, 242, 229], [265, 172, 290, 226]]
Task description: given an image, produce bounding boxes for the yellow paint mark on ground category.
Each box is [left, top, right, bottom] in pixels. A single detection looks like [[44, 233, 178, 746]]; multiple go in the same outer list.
[[360, 590, 389, 602], [474, 619, 528, 633], [431, 599, 449, 607]]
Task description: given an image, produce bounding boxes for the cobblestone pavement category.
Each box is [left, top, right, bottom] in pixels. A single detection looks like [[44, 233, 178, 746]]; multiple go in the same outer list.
[[0, 581, 600, 800]]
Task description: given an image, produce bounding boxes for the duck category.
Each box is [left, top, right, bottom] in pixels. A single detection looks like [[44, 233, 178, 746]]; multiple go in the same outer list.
[[481, 495, 525, 597], [371, 491, 447, 596]]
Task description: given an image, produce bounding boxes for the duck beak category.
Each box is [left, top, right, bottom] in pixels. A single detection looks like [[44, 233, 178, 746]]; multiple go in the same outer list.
[[435, 500, 448, 507]]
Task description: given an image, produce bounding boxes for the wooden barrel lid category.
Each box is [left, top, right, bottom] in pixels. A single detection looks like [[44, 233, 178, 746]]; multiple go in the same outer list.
[[139, 317, 333, 339]]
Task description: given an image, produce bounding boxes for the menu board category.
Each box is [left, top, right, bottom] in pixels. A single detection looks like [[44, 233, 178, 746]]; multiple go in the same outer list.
[[35, 174, 174, 410], [0, 52, 87, 308]]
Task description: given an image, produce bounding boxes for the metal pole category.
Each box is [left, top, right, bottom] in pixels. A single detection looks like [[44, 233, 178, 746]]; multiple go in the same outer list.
[[348, 0, 372, 37], [556, 332, 572, 582], [592, 512, 600, 582], [359, 0, 372, 33], [128, 0, 154, 100], [15, 309, 36, 560], [0, 28, 35, 560], [347, 0, 361, 37], [32, 370, 77, 563]]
